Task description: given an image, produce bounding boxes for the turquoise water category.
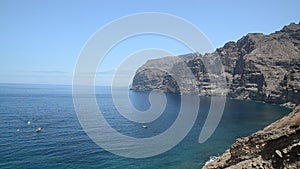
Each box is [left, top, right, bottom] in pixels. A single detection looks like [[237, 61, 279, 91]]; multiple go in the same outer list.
[[0, 84, 291, 168]]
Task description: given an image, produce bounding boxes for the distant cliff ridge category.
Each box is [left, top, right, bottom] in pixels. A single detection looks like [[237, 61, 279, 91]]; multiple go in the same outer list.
[[131, 22, 300, 107]]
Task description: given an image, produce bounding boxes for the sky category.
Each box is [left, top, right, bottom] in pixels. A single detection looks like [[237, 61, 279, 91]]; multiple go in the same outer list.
[[0, 0, 299, 85]]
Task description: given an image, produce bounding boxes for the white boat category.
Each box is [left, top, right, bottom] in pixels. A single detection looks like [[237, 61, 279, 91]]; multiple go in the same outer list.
[[36, 127, 42, 132]]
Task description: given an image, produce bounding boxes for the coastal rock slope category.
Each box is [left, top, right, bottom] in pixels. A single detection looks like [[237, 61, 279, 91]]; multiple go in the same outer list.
[[131, 22, 300, 107], [203, 107, 300, 169]]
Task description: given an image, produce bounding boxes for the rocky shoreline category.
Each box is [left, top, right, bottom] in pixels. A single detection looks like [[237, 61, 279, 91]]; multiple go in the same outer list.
[[202, 107, 300, 169], [130, 22, 300, 168]]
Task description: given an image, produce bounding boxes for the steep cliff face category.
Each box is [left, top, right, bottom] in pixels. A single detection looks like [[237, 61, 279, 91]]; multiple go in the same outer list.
[[203, 107, 300, 169], [131, 22, 300, 107]]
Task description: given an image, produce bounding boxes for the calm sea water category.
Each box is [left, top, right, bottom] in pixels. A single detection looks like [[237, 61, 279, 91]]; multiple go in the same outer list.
[[0, 84, 291, 169]]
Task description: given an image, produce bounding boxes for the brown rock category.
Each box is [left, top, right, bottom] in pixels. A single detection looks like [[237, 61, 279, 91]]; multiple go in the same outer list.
[[202, 107, 300, 169]]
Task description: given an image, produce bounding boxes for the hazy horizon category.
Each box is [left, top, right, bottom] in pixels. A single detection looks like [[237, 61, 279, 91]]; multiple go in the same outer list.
[[1, 0, 299, 85]]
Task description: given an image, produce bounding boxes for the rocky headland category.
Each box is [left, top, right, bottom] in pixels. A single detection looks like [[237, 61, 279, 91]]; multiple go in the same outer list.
[[131, 22, 300, 108], [203, 106, 300, 169]]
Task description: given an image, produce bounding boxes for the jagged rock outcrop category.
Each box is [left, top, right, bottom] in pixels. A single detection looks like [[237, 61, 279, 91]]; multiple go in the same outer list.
[[131, 22, 300, 107], [202, 107, 300, 169]]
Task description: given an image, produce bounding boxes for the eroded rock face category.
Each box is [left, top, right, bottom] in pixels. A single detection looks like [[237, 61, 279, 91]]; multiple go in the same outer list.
[[131, 22, 300, 107], [202, 107, 300, 169]]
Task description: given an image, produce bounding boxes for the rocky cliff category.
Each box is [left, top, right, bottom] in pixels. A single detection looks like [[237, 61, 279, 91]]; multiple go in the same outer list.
[[131, 22, 300, 107], [203, 106, 300, 169]]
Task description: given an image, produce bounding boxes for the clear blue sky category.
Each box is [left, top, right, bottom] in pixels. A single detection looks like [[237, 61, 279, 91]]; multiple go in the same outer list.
[[0, 0, 299, 85]]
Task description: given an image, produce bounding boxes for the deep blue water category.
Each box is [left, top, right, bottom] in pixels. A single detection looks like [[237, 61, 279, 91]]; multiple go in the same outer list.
[[0, 84, 291, 169]]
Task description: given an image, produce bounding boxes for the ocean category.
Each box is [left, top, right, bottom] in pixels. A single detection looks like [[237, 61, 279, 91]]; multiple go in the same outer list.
[[0, 84, 291, 168]]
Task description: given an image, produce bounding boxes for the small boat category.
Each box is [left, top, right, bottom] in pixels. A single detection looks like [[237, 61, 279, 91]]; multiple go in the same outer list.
[[36, 127, 42, 132], [142, 124, 148, 129], [27, 121, 31, 125]]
